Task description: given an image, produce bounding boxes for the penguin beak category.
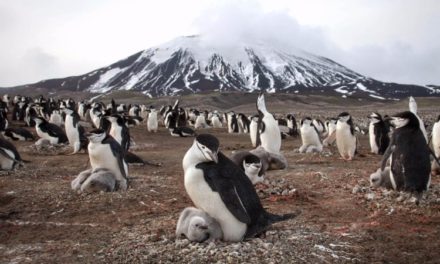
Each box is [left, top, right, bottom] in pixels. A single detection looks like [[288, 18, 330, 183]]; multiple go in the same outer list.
[[209, 151, 218, 163]]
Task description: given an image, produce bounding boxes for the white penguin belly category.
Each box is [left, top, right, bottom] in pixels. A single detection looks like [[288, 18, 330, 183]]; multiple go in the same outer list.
[[147, 113, 158, 132], [301, 126, 321, 147], [88, 143, 127, 182], [110, 126, 123, 145], [336, 123, 356, 159], [65, 118, 80, 147], [249, 121, 258, 147], [184, 167, 247, 242], [369, 123, 379, 154], [261, 117, 281, 154], [432, 122, 440, 158], [0, 148, 15, 170]]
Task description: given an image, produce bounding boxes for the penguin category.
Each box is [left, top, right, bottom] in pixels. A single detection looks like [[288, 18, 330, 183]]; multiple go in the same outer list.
[[368, 112, 390, 155], [237, 113, 250, 133], [230, 152, 264, 184], [86, 129, 128, 190], [176, 207, 223, 243], [33, 117, 68, 145], [226, 112, 239, 134], [256, 94, 281, 154], [249, 115, 259, 147], [335, 112, 357, 160], [71, 168, 116, 193], [107, 114, 131, 151], [210, 112, 223, 128], [432, 115, 440, 158], [170, 126, 196, 137], [380, 111, 431, 200], [286, 114, 298, 137], [183, 134, 297, 242], [194, 113, 209, 129], [323, 118, 337, 146], [49, 109, 64, 127], [409, 96, 428, 143], [0, 138, 25, 170], [0, 111, 8, 133], [64, 108, 88, 154], [299, 117, 322, 153], [2, 127, 34, 141], [370, 167, 394, 189], [147, 108, 159, 133]]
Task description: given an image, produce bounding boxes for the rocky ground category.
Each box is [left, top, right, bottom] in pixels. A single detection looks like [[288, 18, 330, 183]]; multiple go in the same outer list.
[[1, 95, 440, 263]]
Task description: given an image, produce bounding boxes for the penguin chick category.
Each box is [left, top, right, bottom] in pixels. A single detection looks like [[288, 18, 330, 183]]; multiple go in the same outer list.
[[176, 207, 223, 243]]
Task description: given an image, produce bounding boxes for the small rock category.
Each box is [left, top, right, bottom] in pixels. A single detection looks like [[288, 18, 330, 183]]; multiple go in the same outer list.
[[365, 193, 375, 200]]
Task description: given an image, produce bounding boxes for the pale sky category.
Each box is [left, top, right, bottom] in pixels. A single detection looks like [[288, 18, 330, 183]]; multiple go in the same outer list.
[[0, 0, 439, 87]]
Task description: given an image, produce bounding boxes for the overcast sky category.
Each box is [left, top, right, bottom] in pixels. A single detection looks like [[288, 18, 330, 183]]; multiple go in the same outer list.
[[0, 0, 439, 87]]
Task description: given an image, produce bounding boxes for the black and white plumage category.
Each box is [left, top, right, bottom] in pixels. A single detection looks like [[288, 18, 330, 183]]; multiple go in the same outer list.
[[3, 127, 34, 141], [107, 114, 131, 151], [86, 129, 128, 191], [335, 112, 357, 160], [432, 115, 440, 159], [256, 94, 281, 154], [230, 152, 264, 184], [176, 207, 223, 243], [33, 117, 68, 144], [170, 126, 196, 137], [380, 111, 431, 198], [183, 134, 296, 242], [299, 117, 323, 153], [286, 114, 299, 137], [64, 108, 88, 154], [0, 138, 25, 170], [409, 96, 428, 143], [237, 113, 250, 133], [368, 112, 390, 155]]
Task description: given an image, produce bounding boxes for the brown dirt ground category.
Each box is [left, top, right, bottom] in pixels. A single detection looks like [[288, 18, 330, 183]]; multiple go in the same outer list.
[[0, 97, 440, 263]]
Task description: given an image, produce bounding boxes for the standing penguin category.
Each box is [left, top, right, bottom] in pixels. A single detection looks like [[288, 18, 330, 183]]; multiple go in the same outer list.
[[380, 111, 431, 201], [249, 115, 259, 147], [286, 114, 298, 137], [335, 112, 357, 160], [183, 134, 296, 242], [368, 112, 390, 155], [33, 117, 68, 144], [256, 94, 281, 154], [432, 115, 440, 158], [147, 108, 159, 133], [211, 112, 223, 128], [107, 114, 131, 151], [86, 129, 128, 190], [323, 118, 338, 146], [64, 108, 88, 154], [299, 117, 323, 153]]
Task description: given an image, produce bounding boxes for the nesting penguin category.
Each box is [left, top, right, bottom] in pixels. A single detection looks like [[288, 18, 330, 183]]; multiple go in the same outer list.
[[183, 134, 296, 242], [64, 108, 88, 154], [380, 111, 431, 199], [368, 112, 390, 155], [230, 152, 264, 185], [86, 129, 128, 190], [176, 207, 223, 242], [299, 117, 323, 153], [335, 112, 357, 160], [256, 94, 281, 154], [33, 117, 68, 145], [0, 138, 25, 170], [2, 127, 34, 141]]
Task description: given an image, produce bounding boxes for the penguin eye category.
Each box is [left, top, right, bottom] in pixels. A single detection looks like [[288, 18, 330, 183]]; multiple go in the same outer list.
[[201, 146, 206, 150]]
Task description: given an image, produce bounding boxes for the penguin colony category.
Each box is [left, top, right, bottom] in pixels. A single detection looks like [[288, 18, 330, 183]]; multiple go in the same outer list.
[[1, 93, 438, 243]]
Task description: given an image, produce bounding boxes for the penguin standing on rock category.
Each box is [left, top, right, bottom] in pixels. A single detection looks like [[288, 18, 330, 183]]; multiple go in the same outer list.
[[183, 134, 297, 242], [86, 129, 128, 190], [64, 108, 88, 154], [368, 112, 390, 155], [33, 117, 68, 145], [256, 94, 281, 154], [380, 111, 431, 201]]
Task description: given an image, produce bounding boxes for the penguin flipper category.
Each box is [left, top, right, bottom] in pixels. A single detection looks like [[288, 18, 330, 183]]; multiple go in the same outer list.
[[196, 162, 251, 224]]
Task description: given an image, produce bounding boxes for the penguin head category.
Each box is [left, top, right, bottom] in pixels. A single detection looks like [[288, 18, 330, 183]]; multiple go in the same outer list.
[[337, 112, 352, 123], [390, 111, 419, 129], [192, 134, 219, 163], [300, 117, 313, 127], [368, 112, 382, 123], [188, 216, 210, 242], [243, 155, 263, 183], [32, 117, 45, 125], [370, 168, 383, 187], [86, 129, 107, 143]]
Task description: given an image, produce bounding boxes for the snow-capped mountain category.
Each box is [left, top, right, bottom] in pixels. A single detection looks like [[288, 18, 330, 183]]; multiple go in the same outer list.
[[10, 35, 440, 98]]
